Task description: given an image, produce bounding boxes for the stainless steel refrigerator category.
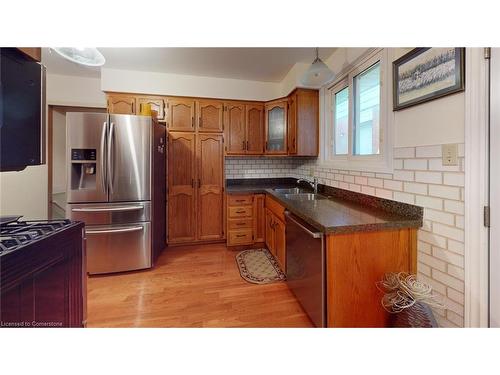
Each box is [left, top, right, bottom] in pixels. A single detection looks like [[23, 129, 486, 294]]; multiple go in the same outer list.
[[66, 113, 166, 275]]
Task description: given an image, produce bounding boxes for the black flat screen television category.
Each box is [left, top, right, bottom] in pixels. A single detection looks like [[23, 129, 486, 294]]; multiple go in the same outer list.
[[0, 48, 45, 172]]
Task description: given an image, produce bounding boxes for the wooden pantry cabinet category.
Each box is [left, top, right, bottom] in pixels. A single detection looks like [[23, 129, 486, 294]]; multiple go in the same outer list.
[[226, 193, 265, 247], [167, 132, 225, 244]]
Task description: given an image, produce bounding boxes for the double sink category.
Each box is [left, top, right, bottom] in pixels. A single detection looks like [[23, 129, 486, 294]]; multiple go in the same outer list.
[[273, 187, 328, 201]]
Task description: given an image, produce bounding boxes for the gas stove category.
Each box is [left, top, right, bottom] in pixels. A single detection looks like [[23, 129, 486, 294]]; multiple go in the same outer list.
[[0, 218, 74, 255]]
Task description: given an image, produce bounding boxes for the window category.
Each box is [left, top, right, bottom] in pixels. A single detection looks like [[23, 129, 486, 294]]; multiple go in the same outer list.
[[353, 62, 380, 155], [323, 49, 392, 172], [334, 86, 349, 155]]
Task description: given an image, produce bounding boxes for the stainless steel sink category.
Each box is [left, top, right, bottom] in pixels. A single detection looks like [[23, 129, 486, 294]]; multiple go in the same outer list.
[[273, 187, 309, 194], [283, 193, 327, 201]]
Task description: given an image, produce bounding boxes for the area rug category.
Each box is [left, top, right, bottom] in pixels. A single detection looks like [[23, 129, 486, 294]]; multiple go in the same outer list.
[[236, 248, 286, 284]]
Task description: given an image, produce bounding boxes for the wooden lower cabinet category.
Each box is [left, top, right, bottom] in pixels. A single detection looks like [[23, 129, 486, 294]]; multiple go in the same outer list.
[[167, 132, 224, 244], [264, 196, 286, 271], [265, 208, 275, 254], [168, 132, 197, 243], [226, 193, 265, 247], [274, 218, 286, 270], [253, 194, 265, 242], [326, 228, 417, 328]]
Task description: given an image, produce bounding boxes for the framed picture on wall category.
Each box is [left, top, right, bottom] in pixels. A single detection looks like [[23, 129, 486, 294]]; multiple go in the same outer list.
[[392, 47, 465, 111]]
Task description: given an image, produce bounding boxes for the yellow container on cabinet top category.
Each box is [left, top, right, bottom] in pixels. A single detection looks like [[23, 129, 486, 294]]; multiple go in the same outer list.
[[140, 103, 152, 116]]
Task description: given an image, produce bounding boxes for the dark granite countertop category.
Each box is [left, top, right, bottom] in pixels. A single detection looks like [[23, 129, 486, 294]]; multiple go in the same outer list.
[[226, 177, 299, 194], [226, 178, 423, 235]]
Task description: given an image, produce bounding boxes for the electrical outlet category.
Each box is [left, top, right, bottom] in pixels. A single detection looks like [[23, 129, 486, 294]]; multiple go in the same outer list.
[[309, 168, 315, 177], [442, 144, 458, 166]]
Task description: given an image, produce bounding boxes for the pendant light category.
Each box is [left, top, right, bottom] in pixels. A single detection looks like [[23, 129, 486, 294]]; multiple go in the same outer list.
[[301, 48, 334, 87], [52, 47, 105, 67]]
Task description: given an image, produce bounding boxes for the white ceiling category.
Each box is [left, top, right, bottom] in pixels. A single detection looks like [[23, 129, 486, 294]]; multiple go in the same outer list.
[[41, 47, 336, 82]]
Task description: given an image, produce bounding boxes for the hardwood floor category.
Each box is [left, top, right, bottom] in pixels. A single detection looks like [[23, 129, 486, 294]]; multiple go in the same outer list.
[[87, 243, 313, 327]]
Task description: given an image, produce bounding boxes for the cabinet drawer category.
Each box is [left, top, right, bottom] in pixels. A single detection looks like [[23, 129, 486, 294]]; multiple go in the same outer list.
[[228, 218, 253, 230], [228, 206, 253, 218], [228, 195, 253, 206], [228, 229, 253, 245]]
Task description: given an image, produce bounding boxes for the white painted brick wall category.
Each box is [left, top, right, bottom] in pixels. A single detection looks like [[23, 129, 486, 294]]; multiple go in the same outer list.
[[227, 143, 466, 327]]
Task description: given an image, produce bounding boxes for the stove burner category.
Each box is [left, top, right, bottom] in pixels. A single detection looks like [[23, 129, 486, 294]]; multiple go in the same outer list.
[[0, 219, 73, 255]]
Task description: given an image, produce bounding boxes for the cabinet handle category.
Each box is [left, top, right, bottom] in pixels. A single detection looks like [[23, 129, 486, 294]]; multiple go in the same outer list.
[[199, 117, 202, 127], [191, 179, 194, 188], [192, 117, 194, 128], [236, 210, 245, 214], [236, 234, 247, 238], [235, 199, 245, 202], [132, 102, 135, 113], [246, 141, 249, 150], [235, 222, 246, 226], [198, 179, 201, 188], [242, 140, 245, 150]]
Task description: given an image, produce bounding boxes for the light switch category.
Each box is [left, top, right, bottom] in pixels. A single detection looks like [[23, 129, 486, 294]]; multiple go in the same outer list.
[[442, 144, 458, 166]]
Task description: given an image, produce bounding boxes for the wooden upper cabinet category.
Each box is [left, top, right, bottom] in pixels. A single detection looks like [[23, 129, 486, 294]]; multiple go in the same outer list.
[[246, 104, 264, 154], [287, 93, 297, 155], [137, 97, 166, 121], [197, 100, 224, 132], [265, 100, 288, 155], [168, 98, 196, 131], [108, 95, 136, 114], [224, 103, 246, 154], [289, 89, 319, 156], [17, 48, 41, 62], [197, 133, 224, 241], [168, 132, 197, 243]]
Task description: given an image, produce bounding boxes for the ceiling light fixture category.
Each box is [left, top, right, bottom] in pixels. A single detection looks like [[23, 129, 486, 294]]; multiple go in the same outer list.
[[301, 48, 335, 87], [52, 47, 105, 67]]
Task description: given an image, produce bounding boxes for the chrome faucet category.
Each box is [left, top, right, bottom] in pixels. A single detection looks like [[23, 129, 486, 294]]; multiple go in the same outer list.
[[297, 177, 319, 194]]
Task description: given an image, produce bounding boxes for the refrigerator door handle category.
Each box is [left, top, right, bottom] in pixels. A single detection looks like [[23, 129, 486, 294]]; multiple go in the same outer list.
[[100, 122, 107, 191], [72, 205, 144, 212], [107, 122, 115, 194], [86, 226, 144, 235]]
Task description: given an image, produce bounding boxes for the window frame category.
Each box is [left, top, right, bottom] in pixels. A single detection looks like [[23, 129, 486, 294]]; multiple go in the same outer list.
[[321, 49, 394, 173]]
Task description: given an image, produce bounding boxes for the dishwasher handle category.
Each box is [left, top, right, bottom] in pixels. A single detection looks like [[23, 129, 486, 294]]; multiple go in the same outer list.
[[284, 211, 323, 239]]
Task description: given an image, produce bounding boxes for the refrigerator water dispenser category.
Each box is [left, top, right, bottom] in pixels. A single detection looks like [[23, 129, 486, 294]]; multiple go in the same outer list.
[[70, 148, 97, 190]]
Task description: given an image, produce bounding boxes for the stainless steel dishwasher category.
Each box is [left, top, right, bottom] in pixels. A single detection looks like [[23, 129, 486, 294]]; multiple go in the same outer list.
[[285, 211, 326, 327]]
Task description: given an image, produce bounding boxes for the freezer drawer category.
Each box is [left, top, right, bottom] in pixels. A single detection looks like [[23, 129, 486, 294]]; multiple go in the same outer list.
[[85, 222, 151, 274], [67, 201, 151, 225]]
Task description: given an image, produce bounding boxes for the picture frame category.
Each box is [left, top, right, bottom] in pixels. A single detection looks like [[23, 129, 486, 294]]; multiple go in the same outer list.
[[392, 47, 465, 111]]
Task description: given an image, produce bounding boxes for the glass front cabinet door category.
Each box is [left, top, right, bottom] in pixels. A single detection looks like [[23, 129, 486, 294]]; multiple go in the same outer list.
[[265, 100, 288, 154]]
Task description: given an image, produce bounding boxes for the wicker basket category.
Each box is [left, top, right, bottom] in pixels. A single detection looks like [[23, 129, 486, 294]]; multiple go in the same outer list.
[[389, 302, 438, 328]]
